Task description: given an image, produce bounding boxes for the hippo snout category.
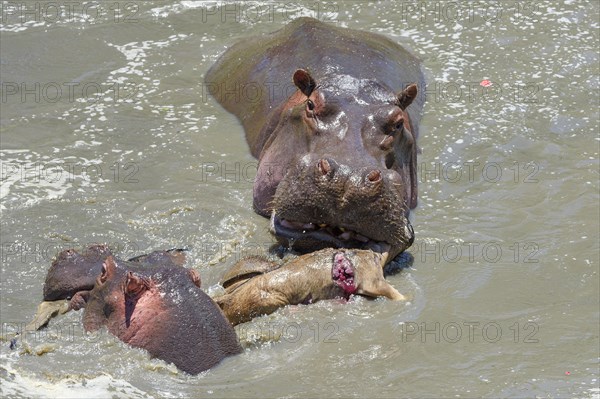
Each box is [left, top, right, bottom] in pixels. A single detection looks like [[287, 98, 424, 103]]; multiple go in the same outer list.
[[270, 153, 415, 259], [314, 157, 385, 194]]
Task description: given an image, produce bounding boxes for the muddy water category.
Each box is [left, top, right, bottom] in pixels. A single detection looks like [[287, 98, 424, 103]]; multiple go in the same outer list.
[[1, 1, 598, 398]]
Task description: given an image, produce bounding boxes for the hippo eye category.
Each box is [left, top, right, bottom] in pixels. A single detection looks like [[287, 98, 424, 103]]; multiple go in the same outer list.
[[306, 100, 315, 112], [395, 122, 404, 131]]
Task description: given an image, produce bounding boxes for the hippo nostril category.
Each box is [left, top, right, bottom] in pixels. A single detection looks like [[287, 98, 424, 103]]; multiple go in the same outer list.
[[317, 158, 331, 176], [367, 169, 382, 183], [379, 135, 394, 151]]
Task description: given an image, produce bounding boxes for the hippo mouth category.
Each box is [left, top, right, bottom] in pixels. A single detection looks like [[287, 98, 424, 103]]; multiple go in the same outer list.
[[270, 212, 392, 254]]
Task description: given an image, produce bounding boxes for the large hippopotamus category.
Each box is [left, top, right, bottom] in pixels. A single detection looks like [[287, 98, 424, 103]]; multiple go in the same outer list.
[[205, 18, 425, 259], [31, 245, 241, 375], [216, 247, 405, 326]]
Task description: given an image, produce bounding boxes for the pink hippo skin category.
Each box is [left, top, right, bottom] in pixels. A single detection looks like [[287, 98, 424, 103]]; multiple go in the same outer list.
[[35, 245, 240, 375], [74, 256, 241, 374]]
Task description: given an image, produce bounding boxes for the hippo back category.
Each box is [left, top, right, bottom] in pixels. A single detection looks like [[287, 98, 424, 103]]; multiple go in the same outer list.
[[138, 268, 241, 374]]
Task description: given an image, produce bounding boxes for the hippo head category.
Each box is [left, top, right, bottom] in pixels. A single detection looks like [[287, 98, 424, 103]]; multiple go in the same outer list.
[[254, 69, 419, 260], [82, 256, 202, 333]]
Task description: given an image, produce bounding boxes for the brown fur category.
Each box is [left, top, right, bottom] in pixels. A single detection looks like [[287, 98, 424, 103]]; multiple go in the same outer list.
[[216, 248, 404, 326]]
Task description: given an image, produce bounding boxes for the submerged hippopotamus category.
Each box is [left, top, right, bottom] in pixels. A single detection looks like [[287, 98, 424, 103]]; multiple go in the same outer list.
[[42, 244, 186, 302], [27, 245, 188, 329], [31, 245, 241, 375], [206, 17, 425, 260], [215, 247, 405, 326]]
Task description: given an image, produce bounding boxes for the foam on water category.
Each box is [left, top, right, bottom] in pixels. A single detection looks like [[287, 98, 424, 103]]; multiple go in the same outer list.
[[1, 150, 72, 211], [0, 361, 151, 398]]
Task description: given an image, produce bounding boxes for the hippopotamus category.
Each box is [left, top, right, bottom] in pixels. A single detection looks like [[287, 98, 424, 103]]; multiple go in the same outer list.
[[41, 244, 186, 302], [26, 245, 188, 330], [29, 245, 241, 375], [205, 17, 425, 260], [215, 247, 405, 326]]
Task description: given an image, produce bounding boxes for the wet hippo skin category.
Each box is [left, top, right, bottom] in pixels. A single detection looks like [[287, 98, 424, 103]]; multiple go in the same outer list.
[[42, 244, 186, 302], [216, 248, 405, 326], [205, 17, 425, 260], [77, 256, 241, 374], [36, 246, 241, 375]]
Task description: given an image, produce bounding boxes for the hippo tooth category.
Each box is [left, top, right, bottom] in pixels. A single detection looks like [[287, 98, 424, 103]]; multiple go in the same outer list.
[[319, 223, 327, 228], [281, 219, 298, 229], [355, 233, 369, 242]]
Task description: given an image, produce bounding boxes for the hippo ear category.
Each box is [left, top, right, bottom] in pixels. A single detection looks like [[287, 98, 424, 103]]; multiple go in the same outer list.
[[100, 256, 117, 284], [188, 269, 201, 288], [124, 271, 151, 297], [293, 69, 316, 97], [396, 84, 418, 110]]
